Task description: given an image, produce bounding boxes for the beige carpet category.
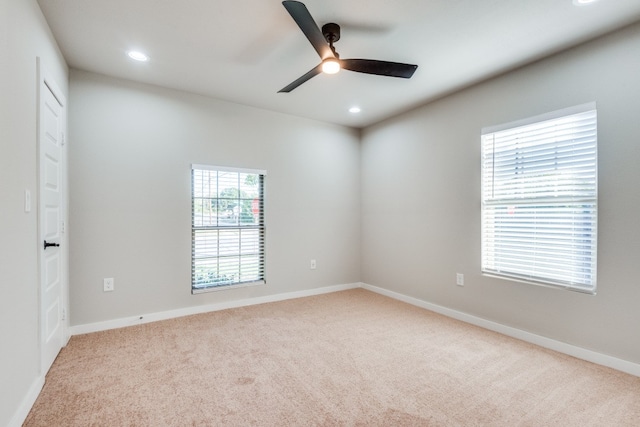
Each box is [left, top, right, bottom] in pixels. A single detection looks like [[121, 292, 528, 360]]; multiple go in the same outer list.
[[24, 289, 640, 426]]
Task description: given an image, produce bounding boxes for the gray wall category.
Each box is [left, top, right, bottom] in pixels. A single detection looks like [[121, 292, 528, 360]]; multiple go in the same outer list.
[[68, 70, 361, 326], [361, 22, 640, 364], [5, 5, 640, 424], [0, 0, 68, 425]]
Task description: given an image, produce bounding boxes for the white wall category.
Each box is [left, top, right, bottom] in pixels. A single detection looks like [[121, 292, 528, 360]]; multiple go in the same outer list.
[[0, 0, 68, 425], [361, 22, 640, 364], [68, 70, 361, 326]]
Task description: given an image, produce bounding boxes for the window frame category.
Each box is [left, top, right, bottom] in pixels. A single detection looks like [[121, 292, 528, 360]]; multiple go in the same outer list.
[[191, 164, 266, 293], [481, 103, 598, 294]]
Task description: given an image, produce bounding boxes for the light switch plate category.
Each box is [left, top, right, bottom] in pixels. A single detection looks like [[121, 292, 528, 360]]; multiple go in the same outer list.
[[25, 190, 31, 212]]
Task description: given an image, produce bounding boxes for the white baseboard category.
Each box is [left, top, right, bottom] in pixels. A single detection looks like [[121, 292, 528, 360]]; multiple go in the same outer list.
[[8, 375, 44, 427], [19, 280, 639, 426], [360, 282, 640, 378], [68, 281, 640, 377], [69, 282, 360, 336]]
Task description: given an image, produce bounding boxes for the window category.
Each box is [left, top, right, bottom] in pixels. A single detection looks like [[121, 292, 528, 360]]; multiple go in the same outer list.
[[191, 165, 265, 293], [481, 103, 597, 293]]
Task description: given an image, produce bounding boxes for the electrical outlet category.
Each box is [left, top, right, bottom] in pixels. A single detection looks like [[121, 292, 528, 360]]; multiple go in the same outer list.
[[103, 278, 114, 292], [456, 273, 464, 286], [310, 259, 317, 270]]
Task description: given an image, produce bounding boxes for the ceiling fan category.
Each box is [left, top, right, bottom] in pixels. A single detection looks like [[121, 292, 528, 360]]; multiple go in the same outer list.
[[278, 1, 418, 93]]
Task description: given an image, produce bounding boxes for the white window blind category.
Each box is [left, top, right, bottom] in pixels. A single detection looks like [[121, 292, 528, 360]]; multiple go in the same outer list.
[[191, 165, 265, 292], [481, 104, 597, 293]]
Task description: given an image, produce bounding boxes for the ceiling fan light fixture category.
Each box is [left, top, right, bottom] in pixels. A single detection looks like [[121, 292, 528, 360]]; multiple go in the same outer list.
[[278, 1, 417, 92], [322, 58, 340, 74]]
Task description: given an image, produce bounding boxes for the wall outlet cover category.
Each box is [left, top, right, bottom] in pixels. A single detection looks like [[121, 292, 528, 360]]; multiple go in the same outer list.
[[103, 278, 114, 292]]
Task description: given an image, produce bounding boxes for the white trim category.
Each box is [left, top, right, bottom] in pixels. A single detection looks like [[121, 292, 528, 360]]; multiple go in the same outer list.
[[192, 280, 265, 294], [68, 282, 640, 377], [360, 283, 640, 378], [191, 163, 267, 175], [69, 283, 359, 336], [8, 375, 44, 427], [23, 281, 640, 425], [481, 101, 596, 135]]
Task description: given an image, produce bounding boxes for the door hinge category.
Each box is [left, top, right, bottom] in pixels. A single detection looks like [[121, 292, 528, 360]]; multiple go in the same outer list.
[[61, 308, 66, 321], [60, 220, 65, 234], [61, 132, 65, 147]]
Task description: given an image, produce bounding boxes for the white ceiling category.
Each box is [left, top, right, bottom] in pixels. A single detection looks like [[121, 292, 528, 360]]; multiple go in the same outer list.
[[38, 0, 640, 128]]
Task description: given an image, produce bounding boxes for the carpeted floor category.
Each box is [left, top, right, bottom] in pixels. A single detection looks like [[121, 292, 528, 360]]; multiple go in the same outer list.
[[24, 289, 640, 426]]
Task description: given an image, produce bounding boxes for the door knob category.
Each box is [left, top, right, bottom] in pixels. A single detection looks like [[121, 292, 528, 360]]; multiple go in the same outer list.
[[44, 240, 60, 250]]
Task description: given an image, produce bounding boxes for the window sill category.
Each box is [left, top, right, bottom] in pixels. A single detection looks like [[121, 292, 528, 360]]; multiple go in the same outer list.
[[482, 272, 596, 295], [192, 280, 265, 294]]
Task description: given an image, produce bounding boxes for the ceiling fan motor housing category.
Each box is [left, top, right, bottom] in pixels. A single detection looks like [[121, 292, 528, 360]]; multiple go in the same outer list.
[[322, 23, 341, 43]]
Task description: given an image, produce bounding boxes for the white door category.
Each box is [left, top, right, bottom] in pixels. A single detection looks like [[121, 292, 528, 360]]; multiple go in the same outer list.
[[39, 70, 66, 374]]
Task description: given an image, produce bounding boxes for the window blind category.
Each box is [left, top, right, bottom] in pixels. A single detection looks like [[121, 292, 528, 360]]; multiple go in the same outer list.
[[481, 104, 597, 293], [191, 165, 265, 292]]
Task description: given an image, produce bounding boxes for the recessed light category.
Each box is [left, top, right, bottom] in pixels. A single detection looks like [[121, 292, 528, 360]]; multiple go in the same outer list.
[[349, 106, 361, 114], [573, 0, 598, 5], [127, 50, 149, 62]]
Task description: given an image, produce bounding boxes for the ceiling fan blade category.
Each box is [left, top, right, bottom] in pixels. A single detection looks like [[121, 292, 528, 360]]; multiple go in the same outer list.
[[282, 1, 334, 60], [278, 64, 323, 93], [341, 59, 418, 78]]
